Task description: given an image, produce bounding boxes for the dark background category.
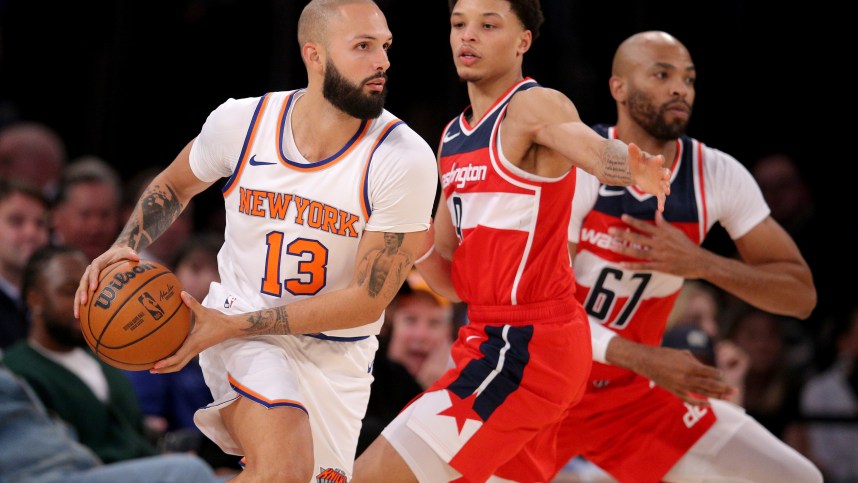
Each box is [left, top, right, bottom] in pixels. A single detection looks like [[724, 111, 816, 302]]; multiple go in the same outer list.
[[0, 0, 846, 317]]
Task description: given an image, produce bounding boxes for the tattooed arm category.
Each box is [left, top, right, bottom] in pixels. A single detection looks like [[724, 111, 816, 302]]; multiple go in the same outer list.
[[75, 140, 215, 314], [150, 229, 427, 373], [501, 87, 670, 210]]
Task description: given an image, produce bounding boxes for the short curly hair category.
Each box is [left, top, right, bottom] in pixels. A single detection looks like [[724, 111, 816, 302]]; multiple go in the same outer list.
[[448, 0, 544, 39]]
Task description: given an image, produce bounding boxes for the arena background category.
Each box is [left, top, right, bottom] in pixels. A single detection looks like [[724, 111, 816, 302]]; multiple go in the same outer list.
[[0, 0, 846, 319]]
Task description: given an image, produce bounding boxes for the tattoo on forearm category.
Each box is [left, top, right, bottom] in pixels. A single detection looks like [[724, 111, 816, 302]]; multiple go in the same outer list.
[[601, 140, 634, 185], [358, 233, 412, 298], [115, 184, 183, 251], [243, 306, 292, 335]]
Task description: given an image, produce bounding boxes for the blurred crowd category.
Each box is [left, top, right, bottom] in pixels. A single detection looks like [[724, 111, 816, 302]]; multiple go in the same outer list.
[[1, 117, 856, 481]]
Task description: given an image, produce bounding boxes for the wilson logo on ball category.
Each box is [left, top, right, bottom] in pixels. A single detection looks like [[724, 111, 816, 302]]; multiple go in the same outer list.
[[94, 262, 159, 309]]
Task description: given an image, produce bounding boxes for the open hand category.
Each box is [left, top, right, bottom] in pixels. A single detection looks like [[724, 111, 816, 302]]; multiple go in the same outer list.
[[638, 345, 733, 406], [628, 143, 670, 211], [609, 212, 709, 278]]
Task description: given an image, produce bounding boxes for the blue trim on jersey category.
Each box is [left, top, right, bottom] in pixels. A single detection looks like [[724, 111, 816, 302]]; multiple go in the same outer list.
[[222, 93, 270, 194], [447, 325, 534, 421], [277, 92, 369, 169], [306, 333, 370, 342], [362, 120, 404, 218], [591, 124, 700, 223], [228, 382, 309, 413], [442, 81, 539, 158]]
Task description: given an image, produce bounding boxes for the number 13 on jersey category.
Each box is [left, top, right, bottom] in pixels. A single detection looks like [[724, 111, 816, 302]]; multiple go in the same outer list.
[[261, 231, 329, 296]]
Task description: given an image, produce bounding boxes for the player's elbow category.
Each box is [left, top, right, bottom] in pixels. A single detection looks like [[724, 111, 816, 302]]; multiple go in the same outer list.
[[794, 285, 817, 320]]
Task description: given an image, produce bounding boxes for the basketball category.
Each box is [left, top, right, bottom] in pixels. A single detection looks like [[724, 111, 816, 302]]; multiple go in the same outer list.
[[80, 259, 191, 371]]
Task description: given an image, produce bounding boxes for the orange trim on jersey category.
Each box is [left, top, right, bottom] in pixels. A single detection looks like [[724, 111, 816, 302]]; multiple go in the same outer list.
[[359, 119, 402, 220], [275, 92, 371, 171], [227, 373, 307, 412], [222, 94, 272, 198], [460, 77, 535, 132]]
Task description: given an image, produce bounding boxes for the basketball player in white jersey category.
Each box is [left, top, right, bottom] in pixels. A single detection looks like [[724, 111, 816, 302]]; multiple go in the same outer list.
[[553, 31, 821, 482], [74, 1, 436, 481]]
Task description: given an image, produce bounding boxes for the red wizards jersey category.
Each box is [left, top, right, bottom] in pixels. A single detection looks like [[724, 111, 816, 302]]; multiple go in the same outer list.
[[569, 124, 769, 393], [439, 78, 578, 308]]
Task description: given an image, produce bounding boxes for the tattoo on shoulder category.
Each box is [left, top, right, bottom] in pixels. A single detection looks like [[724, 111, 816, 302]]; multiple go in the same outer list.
[[359, 232, 412, 298], [116, 184, 183, 251], [244, 306, 291, 335]]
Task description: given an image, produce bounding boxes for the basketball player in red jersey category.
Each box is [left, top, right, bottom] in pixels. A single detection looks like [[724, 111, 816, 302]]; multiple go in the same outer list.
[[352, 1, 670, 481], [543, 31, 821, 482]]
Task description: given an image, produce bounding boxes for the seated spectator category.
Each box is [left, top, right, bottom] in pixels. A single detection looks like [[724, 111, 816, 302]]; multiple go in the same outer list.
[[51, 157, 121, 261], [0, 122, 66, 198], [0, 179, 49, 349], [4, 245, 156, 463], [801, 305, 858, 482], [0, 363, 220, 482]]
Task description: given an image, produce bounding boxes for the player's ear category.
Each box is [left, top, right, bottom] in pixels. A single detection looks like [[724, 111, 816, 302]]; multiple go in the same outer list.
[[609, 75, 626, 104], [516, 30, 532, 56], [302, 41, 324, 73]]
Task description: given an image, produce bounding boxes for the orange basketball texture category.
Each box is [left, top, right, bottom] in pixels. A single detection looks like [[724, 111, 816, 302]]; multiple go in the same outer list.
[[80, 259, 191, 371]]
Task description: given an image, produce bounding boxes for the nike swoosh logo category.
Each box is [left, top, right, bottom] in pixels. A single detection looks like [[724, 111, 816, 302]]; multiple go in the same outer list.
[[443, 131, 461, 143], [248, 155, 276, 166], [598, 185, 626, 197], [465, 335, 480, 343]]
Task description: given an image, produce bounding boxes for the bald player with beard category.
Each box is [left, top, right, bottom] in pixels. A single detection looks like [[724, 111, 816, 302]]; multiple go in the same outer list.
[[75, 0, 436, 480], [539, 31, 822, 482]]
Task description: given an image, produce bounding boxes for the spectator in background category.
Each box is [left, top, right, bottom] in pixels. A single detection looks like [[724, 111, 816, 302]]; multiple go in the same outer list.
[[52, 157, 121, 261], [4, 245, 157, 464], [752, 154, 814, 238], [0, 122, 66, 198], [357, 274, 453, 456], [728, 306, 807, 446], [0, 363, 222, 483], [801, 305, 858, 482], [0, 179, 49, 349]]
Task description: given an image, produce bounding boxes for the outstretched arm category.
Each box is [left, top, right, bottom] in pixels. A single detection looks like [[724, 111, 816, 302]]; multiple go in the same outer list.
[[74, 140, 214, 316], [504, 88, 670, 210], [610, 213, 816, 318], [151, 228, 427, 373]]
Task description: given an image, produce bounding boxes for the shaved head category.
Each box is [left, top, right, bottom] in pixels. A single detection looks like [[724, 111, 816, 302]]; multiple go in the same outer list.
[[298, 0, 378, 46], [612, 31, 691, 77], [610, 31, 696, 141]]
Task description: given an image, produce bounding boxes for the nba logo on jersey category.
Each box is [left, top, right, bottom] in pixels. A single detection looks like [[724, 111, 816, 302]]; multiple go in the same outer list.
[[223, 296, 236, 309]]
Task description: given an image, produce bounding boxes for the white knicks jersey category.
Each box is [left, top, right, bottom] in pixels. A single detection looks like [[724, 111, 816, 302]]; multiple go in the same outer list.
[[189, 90, 436, 338]]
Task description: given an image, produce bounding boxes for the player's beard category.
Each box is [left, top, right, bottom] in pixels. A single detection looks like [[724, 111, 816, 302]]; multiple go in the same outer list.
[[323, 60, 387, 120], [627, 88, 692, 141]]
